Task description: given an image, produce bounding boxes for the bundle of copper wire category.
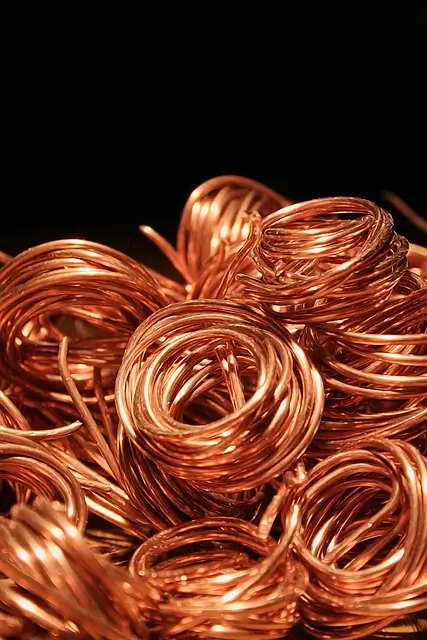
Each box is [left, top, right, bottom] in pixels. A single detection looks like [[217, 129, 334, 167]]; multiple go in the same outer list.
[[301, 269, 427, 456], [129, 505, 307, 639], [115, 298, 324, 529], [0, 175, 425, 639]]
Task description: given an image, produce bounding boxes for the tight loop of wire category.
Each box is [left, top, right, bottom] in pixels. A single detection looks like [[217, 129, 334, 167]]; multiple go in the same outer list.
[[140, 175, 289, 299], [239, 196, 409, 324], [300, 270, 427, 456], [115, 299, 324, 495], [129, 505, 307, 639], [293, 438, 427, 640], [0, 239, 167, 404]]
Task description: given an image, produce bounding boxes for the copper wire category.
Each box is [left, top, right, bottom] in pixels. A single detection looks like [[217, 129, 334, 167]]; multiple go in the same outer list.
[[0, 499, 148, 639], [0, 239, 167, 403], [0, 178, 425, 637], [293, 438, 427, 639], [140, 175, 289, 298], [239, 196, 409, 324], [129, 504, 307, 639], [0, 431, 86, 530], [115, 298, 323, 528], [301, 269, 427, 456], [381, 192, 427, 235]]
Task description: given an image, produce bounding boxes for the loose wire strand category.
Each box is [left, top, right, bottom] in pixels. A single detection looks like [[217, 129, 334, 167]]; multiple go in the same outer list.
[[381, 192, 427, 235]]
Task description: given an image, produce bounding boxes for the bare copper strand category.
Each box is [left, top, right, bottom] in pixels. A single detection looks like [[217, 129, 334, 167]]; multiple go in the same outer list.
[[140, 176, 289, 295], [129, 508, 307, 639], [0, 388, 82, 441], [301, 270, 427, 456], [0, 178, 425, 638], [115, 299, 323, 529], [0, 431, 86, 530], [52, 341, 155, 539], [293, 438, 427, 640], [190, 212, 263, 301], [0, 499, 148, 639], [239, 196, 409, 323], [0, 239, 167, 403]]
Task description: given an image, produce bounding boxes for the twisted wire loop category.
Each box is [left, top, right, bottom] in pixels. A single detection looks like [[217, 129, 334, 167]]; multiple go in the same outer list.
[[115, 299, 323, 527], [140, 176, 289, 296], [0, 499, 148, 639], [293, 438, 427, 640], [238, 197, 409, 324], [300, 270, 427, 456], [178, 176, 289, 282], [0, 432, 86, 530], [129, 506, 307, 639], [0, 239, 167, 404]]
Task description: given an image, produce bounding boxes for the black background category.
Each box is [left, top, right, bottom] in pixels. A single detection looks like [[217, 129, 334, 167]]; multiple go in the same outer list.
[[2, 2, 426, 266]]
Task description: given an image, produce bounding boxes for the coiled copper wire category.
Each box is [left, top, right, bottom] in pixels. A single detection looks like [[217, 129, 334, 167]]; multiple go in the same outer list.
[[239, 196, 409, 324], [0, 180, 424, 637], [0, 332, 155, 540], [129, 504, 307, 639], [0, 499, 148, 639], [301, 269, 427, 456], [140, 175, 289, 298], [0, 239, 167, 403], [0, 432, 86, 530], [115, 299, 323, 528], [293, 438, 427, 640]]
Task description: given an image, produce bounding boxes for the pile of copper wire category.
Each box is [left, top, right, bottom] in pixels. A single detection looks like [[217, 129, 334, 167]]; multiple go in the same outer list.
[[0, 176, 425, 639]]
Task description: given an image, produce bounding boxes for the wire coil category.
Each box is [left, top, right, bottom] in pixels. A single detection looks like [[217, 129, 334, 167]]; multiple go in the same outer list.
[[294, 438, 427, 639], [116, 299, 324, 493], [240, 196, 409, 323], [0, 500, 148, 639], [0, 240, 167, 403], [301, 270, 427, 456], [0, 431, 86, 530], [129, 507, 307, 639]]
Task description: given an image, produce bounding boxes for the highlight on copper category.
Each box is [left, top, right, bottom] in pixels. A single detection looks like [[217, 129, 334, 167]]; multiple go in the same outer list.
[[301, 269, 427, 456], [0, 499, 148, 639], [0, 239, 166, 404], [140, 175, 290, 298]]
